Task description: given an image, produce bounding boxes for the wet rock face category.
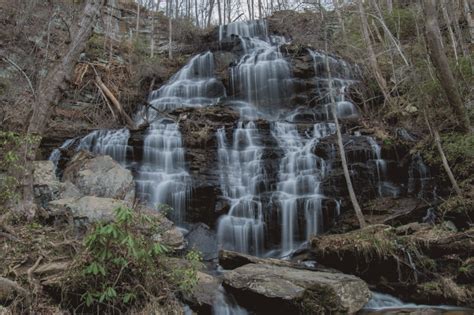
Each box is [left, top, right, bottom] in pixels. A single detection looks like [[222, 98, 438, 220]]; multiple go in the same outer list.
[[223, 263, 371, 314]]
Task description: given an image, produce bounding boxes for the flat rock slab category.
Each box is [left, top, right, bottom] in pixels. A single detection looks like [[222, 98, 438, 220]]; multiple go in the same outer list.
[[223, 263, 370, 314]]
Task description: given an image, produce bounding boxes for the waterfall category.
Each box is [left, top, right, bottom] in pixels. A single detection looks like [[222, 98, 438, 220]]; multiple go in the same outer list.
[[309, 50, 359, 119], [134, 51, 225, 222], [48, 138, 76, 170], [272, 122, 336, 255], [216, 123, 266, 255], [77, 129, 131, 165], [146, 51, 226, 112], [135, 120, 191, 223], [219, 20, 267, 41], [212, 285, 248, 315], [408, 153, 435, 199], [220, 20, 293, 112]]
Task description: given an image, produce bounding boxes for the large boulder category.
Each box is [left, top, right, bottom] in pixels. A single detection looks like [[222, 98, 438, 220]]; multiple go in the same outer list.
[[223, 263, 370, 314], [63, 151, 135, 202]]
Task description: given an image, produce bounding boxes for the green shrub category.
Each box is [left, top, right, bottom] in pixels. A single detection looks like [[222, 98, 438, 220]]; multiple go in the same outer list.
[[63, 207, 199, 312]]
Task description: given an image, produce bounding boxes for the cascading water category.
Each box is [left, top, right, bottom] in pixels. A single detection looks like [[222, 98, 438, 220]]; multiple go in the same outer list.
[[135, 51, 227, 222], [366, 136, 399, 197], [408, 153, 435, 199], [309, 50, 358, 119], [216, 123, 266, 255], [146, 51, 226, 112], [49, 138, 76, 170], [271, 122, 336, 255], [221, 20, 293, 112], [77, 129, 131, 165], [135, 120, 191, 223]]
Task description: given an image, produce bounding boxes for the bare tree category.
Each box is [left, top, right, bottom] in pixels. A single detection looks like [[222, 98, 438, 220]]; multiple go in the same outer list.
[[423, 0, 470, 133], [21, 0, 105, 217], [358, 0, 392, 106], [440, 0, 459, 63], [463, 0, 474, 44]]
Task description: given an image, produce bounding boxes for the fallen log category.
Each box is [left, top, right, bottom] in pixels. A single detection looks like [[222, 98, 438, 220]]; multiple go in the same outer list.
[[95, 75, 136, 129]]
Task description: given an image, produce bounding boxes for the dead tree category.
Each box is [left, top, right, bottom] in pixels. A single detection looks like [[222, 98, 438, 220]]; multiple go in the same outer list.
[[20, 0, 105, 217], [325, 25, 366, 229]]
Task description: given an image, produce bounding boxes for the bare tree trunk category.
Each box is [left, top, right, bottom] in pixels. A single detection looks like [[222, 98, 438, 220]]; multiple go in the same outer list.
[[150, 2, 155, 58], [450, 0, 469, 58], [423, 0, 470, 133], [358, 0, 391, 106], [169, 14, 173, 59], [136, 0, 140, 37], [463, 0, 474, 44], [441, 0, 459, 63], [216, 0, 222, 25], [371, 0, 410, 66], [423, 110, 462, 196], [324, 27, 366, 229], [21, 0, 104, 217], [246, 0, 252, 21], [207, 0, 215, 26], [195, 0, 200, 27], [386, 0, 393, 14], [258, 0, 263, 19], [333, 0, 346, 43]]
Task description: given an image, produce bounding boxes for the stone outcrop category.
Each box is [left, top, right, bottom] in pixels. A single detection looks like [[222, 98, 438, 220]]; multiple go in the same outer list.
[[62, 151, 135, 202], [310, 224, 474, 306], [223, 263, 370, 314]]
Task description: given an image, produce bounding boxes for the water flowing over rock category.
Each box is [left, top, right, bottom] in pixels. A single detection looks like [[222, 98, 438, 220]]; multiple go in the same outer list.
[[147, 51, 226, 112], [76, 129, 131, 165], [216, 122, 266, 256], [135, 120, 191, 223], [271, 122, 337, 255], [223, 263, 371, 314]]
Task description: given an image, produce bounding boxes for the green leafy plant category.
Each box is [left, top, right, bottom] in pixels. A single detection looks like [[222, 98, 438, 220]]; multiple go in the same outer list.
[[170, 250, 202, 294], [63, 206, 200, 313], [60, 206, 167, 311]]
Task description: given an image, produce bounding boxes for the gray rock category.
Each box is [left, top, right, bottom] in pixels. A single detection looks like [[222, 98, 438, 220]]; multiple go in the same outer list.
[[32, 161, 61, 207], [48, 196, 127, 223], [58, 181, 83, 199], [186, 223, 218, 261], [63, 151, 135, 202], [223, 263, 371, 314]]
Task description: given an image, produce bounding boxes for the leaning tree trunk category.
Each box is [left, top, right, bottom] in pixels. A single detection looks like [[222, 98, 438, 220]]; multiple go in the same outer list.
[[324, 26, 366, 228], [21, 0, 104, 217], [423, 0, 470, 133]]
